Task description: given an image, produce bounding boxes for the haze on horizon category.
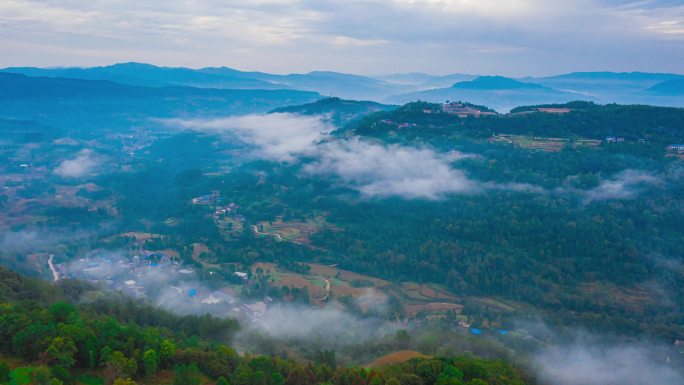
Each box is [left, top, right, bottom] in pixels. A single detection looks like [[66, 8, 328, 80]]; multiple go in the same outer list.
[[1, 0, 684, 77]]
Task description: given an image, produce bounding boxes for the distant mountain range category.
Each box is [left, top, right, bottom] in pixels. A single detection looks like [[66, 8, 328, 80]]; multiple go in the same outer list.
[[386, 76, 589, 111], [0, 72, 320, 132], [387, 73, 684, 111], [647, 79, 684, 95], [1, 63, 683, 111], [1, 62, 411, 101]]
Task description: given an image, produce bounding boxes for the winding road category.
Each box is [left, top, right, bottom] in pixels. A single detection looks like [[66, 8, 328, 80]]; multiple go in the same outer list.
[[47, 254, 59, 282], [250, 224, 307, 246], [319, 278, 331, 302], [250, 224, 284, 241]]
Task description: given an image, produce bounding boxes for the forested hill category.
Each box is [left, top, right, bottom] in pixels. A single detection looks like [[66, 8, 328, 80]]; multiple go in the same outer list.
[[0, 266, 530, 385], [270, 97, 397, 125], [349, 101, 684, 143]]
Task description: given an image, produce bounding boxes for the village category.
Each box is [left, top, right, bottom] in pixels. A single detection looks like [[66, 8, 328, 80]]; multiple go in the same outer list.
[[53, 249, 270, 325]]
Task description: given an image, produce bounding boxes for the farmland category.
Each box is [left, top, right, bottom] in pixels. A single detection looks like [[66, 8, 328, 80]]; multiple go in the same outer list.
[[253, 216, 328, 244], [251, 261, 467, 318], [490, 134, 601, 152]]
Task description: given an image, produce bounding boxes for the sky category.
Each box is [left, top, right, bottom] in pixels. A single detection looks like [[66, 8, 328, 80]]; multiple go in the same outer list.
[[1, 0, 683, 76]]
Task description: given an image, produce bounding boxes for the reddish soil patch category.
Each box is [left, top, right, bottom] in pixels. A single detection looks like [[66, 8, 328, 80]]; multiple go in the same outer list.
[[403, 302, 463, 317], [367, 350, 429, 368]]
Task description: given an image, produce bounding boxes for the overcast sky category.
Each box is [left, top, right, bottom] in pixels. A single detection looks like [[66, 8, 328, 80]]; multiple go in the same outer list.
[[1, 0, 683, 76]]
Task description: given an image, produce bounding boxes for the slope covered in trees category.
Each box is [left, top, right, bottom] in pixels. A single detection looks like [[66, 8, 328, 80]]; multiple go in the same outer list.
[[0, 266, 530, 385]]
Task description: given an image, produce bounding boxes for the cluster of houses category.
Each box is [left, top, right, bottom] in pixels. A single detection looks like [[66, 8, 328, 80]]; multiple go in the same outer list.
[[675, 340, 684, 354], [67, 251, 271, 323], [667, 144, 684, 154], [191, 191, 222, 205], [605, 136, 650, 144], [379, 119, 417, 129], [67, 251, 181, 298], [213, 201, 244, 222], [441, 102, 497, 118], [603, 138, 684, 155]]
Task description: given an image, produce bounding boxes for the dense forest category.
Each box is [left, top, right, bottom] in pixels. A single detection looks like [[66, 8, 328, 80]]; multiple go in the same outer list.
[[0, 266, 530, 385]]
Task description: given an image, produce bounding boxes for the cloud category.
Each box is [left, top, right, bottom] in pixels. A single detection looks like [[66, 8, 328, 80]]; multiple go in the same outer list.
[[167, 114, 479, 199], [166, 113, 333, 162], [304, 139, 476, 199], [53, 149, 104, 178], [167, 114, 679, 201], [0, 226, 110, 254], [578, 170, 661, 204], [66, 252, 398, 346], [243, 303, 397, 345], [65, 253, 234, 316], [533, 338, 683, 385], [355, 288, 390, 315]]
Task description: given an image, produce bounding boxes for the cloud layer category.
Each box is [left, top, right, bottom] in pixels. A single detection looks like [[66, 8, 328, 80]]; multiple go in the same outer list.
[[53, 149, 104, 178], [168, 113, 333, 162], [304, 139, 475, 199], [248, 303, 396, 345], [1, 1, 683, 75], [534, 339, 683, 385], [169, 113, 678, 202], [168, 113, 477, 199]]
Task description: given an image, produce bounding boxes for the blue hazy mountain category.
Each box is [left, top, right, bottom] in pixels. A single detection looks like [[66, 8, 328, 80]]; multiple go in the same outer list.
[[452, 76, 546, 90], [647, 78, 684, 95], [2, 63, 412, 101], [2, 62, 285, 89], [373, 72, 439, 85], [4, 64, 683, 109], [373, 72, 477, 89], [232, 70, 411, 100], [530, 71, 684, 100], [386, 76, 586, 111], [270, 97, 397, 125], [0, 72, 321, 131]]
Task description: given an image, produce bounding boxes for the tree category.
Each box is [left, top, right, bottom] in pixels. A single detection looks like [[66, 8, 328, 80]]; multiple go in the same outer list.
[[143, 349, 158, 378], [49, 302, 78, 324], [385, 379, 401, 385], [104, 352, 137, 385], [284, 367, 313, 385], [0, 362, 9, 384], [271, 372, 285, 385], [416, 360, 444, 385], [173, 364, 201, 385], [216, 377, 231, 385], [466, 380, 487, 385], [113, 379, 137, 385], [45, 337, 78, 368], [313, 350, 336, 369], [50, 366, 74, 385], [394, 330, 410, 348], [159, 339, 176, 368], [231, 363, 254, 385], [400, 374, 424, 385], [32, 367, 54, 385], [435, 366, 464, 385]]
